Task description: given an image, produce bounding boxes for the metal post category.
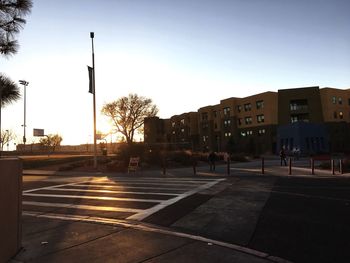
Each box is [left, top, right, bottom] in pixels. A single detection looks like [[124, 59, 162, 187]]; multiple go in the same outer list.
[[339, 159, 343, 174], [162, 156, 166, 175], [19, 80, 29, 147], [90, 32, 97, 169], [6, 130, 9, 151], [311, 158, 314, 175], [288, 158, 292, 175], [193, 160, 196, 175], [227, 155, 230, 175], [262, 157, 265, 174], [331, 159, 335, 175]]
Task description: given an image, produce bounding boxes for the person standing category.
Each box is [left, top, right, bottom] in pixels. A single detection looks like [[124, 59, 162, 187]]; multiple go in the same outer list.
[[208, 151, 216, 171], [279, 148, 287, 166]]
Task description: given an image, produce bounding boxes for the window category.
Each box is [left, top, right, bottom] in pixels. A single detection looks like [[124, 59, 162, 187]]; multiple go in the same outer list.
[[203, 136, 208, 142], [223, 107, 230, 116], [180, 119, 185, 125], [202, 112, 208, 121], [247, 130, 253, 136], [291, 114, 309, 123], [225, 132, 232, 137], [237, 105, 242, 112], [338, 97, 342, 105], [332, 96, 336, 104], [256, 100, 264, 109], [334, 111, 337, 119], [238, 118, 242, 126], [224, 119, 231, 128], [290, 99, 308, 111], [258, 129, 266, 135], [339, 111, 343, 119], [213, 111, 217, 118], [348, 98, 350, 106], [306, 138, 310, 150], [181, 128, 185, 133], [291, 116, 298, 123], [257, 114, 265, 123], [240, 131, 246, 137], [172, 131, 175, 135], [172, 122, 175, 127], [244, 103, 252, 111], [214, 123, 218, 129], [245, 116, 252, 125]]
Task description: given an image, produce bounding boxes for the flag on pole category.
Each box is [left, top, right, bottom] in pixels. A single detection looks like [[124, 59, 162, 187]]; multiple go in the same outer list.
[[87, 66, 94, 94]]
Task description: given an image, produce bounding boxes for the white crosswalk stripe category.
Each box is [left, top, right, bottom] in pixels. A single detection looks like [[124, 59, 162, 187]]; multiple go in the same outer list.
[[23, 177, 225, 221]]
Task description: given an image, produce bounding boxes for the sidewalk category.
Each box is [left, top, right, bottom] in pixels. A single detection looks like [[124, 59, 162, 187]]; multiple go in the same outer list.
[[14, 213, 290, 263]]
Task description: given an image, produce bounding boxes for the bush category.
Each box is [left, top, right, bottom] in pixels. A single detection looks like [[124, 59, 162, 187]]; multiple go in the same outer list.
[[230, 153, 249, 162], [166, 150, 193, 166], [115, 143, 146, 166]]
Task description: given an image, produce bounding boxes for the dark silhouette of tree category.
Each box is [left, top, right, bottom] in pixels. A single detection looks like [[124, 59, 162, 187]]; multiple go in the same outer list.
[[0, 73, 20, 106], [102, 93, 158, 145], [39, 134, 63, 153], [0, 0, 33, 56]]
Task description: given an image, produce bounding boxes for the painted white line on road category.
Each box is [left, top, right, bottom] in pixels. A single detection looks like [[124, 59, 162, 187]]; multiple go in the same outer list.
[[77, 181, 204, 187], [101, 177, 222, 182], [41, 187, 179, 196], [22, 179, 101, 193], [23, 201, 142, 213], [22, 211, 272, 261], [97, 178, 219, 184], [64, 184, 190, 192], [127, 179, 226, 220], [23, 193, 164, 203]]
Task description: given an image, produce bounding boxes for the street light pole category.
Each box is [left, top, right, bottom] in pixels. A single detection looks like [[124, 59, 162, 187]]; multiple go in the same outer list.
[[5, 129, 9, 151], [90, 32, 97, 169], [19, 80, 29, 148]]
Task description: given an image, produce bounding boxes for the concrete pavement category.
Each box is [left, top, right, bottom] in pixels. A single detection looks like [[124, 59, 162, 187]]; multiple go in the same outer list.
[[14, 214, 289, 263]]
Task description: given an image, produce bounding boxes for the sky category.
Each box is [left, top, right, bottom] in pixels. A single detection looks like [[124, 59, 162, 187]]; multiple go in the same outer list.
[[1, 0, 350, 148]]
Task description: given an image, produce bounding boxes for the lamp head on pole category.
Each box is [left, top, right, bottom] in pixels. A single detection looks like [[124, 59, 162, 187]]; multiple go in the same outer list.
[[19, 80, 29, 86], [90, 32, 94, 39]]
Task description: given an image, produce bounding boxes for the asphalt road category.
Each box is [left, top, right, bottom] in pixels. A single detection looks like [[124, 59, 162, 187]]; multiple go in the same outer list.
[[17, 168, 350, 263]]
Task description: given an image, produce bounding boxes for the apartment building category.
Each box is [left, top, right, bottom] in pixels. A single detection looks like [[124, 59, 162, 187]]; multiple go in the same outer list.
[[144, 86, 350, 155], [277, 87, 328, 154], [169, 112, 199, 150]]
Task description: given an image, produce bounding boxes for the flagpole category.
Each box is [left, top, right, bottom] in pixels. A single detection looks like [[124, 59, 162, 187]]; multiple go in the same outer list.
[[90, 32, 97, 169]]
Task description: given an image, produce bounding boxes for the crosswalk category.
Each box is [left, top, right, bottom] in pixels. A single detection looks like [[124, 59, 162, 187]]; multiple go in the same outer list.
[[23, 177, 225, 221]]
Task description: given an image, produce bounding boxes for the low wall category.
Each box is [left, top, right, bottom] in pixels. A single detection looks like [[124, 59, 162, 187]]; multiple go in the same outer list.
[[0, 158, 22, 262]]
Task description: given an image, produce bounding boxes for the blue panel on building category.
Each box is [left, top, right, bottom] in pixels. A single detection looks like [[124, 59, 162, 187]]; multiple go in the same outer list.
[[277, 122, 329, 155]]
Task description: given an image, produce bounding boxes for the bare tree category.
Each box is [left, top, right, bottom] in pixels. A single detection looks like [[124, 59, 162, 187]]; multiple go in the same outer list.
[[0, 128, 15, 150], [0, 0, 33, 56], [39, 134, 63, 153], [102, 94, 158, 145]]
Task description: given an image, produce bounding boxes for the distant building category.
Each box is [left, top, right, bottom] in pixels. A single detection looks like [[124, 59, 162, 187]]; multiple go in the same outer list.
[[144, 86, 350, 155]]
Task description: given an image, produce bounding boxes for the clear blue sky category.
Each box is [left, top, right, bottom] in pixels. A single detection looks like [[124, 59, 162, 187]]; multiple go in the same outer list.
[[1, 0, 350, 146]]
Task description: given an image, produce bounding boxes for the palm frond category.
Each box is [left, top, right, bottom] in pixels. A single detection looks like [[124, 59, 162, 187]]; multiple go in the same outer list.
[[0, 73, 21, 107]]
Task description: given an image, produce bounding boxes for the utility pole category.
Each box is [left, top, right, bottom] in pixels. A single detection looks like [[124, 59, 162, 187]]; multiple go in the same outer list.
[[90, 32, 97, 169], [19, 80, 29, 147]]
